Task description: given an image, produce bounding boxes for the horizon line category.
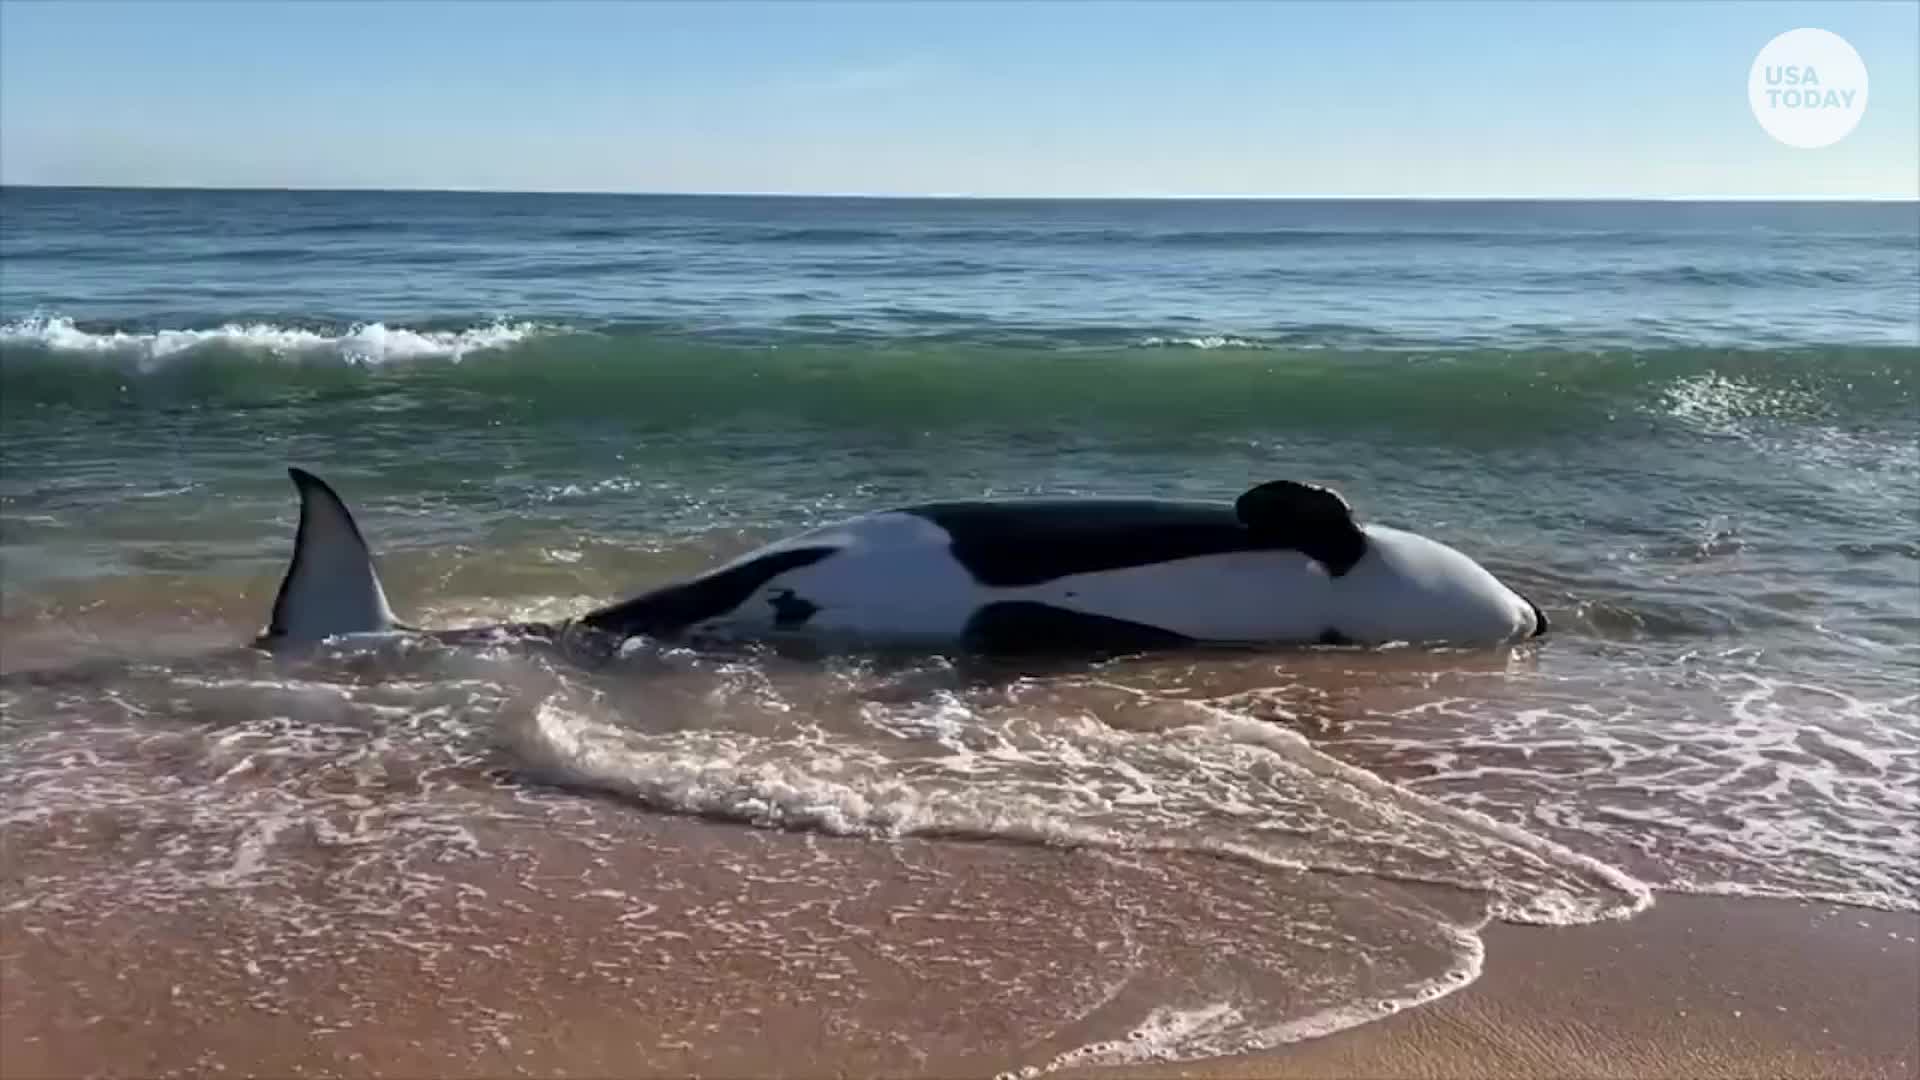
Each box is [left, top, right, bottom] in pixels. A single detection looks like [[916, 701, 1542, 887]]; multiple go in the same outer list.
[[2, 182, 1915, 203]]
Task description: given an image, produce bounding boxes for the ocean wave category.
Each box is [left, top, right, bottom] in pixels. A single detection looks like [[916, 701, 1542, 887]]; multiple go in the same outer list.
[[1, 314, 1913, 436], [3, 320, 1904, 440], [1138, 334, 1282, 350], [0, 314, 555, 365]]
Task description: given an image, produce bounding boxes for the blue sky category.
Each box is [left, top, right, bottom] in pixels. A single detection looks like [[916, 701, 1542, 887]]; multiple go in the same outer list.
[[1, 0, 1915, 197]]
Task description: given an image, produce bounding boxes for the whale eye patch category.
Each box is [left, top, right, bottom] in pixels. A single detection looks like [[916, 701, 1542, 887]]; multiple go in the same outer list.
[[768, 589, 820, 628]]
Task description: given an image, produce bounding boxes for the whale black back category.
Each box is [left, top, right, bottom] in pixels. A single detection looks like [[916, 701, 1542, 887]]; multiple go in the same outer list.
[[909, 482, 1367, 587], [908, 500, 1252, 587]]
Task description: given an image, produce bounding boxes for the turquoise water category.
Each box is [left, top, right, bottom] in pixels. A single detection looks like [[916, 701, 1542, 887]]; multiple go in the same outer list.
[[1, 188, 1916, 1067]]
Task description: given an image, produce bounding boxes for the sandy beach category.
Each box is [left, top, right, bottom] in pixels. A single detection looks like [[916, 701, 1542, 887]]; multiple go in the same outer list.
[[3, 781, 1914, 1080]]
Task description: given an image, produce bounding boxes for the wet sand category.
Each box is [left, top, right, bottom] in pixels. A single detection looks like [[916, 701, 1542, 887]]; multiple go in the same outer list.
[[1103, 895, 1920, 1080], [3, 782, 1914, 1080], [0, 789, 1479, 1080]]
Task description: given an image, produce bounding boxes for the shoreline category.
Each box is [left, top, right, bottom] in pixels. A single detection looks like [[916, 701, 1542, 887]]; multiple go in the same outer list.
[[4, 828, 1914, 1080], [1090, 893, 1918, 1080]]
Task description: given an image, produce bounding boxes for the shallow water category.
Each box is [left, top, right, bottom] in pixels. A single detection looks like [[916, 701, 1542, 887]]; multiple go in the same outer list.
[[1, 189, 1916, 1069]]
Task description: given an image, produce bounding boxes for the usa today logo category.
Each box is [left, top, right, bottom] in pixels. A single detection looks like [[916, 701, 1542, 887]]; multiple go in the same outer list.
[[1748, 28, 1869, 149]]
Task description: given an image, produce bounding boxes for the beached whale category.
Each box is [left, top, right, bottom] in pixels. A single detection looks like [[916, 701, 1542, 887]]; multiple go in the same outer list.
[[266, 468, 1546, 654]]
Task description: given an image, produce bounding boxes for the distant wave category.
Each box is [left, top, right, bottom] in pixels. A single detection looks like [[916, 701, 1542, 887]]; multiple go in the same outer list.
[[270, 220, 405, 237], [0, 314, 555, 365], [75, 220, 1915, 255], [1236, 263, 1888, 289], [689, 223, 1920, 251], [121, 221, 1837, 250], [1630, 264, 1875, 287], [0, 312, 1480, 356], [736, 225, 1687, 249], [3, 314, 1911, 440], [5, 312, 1916, 368]]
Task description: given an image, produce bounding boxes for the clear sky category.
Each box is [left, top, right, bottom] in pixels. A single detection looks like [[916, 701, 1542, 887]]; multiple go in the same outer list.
[[1, 0, 1915, 197]]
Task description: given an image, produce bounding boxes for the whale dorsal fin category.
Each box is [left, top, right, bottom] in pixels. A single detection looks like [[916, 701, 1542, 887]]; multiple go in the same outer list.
[[266, 468, 399, 641], [1234, 480, 1369, 577]]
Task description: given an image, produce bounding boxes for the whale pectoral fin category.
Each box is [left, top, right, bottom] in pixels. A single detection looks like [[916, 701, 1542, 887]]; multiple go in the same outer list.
[[962, 601, 1194, 656], [581, 546, 839, 641], [265, 468, 400, 643], [1234, 480, 1368, 577]]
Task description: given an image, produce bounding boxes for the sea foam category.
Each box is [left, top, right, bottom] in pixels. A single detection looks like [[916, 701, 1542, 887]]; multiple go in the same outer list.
[[0, 314, 550, 365]]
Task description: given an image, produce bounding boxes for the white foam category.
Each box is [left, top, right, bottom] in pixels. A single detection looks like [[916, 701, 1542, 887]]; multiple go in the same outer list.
[[1032, 1002, 1248, 1073], [1346, 668, 1920, 913], [1024, 925, 1486, 1074], [1138, 334, 1271, 350], [501, 685, 1650, 927], [1194, 707, 1652, 924], [0, 314, 550, 365]]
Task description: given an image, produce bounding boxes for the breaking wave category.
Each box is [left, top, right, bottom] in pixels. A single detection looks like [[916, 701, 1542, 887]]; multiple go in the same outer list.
[[0, 314, 554, 366]]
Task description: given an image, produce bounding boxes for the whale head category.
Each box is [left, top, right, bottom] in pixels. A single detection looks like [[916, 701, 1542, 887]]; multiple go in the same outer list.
[[1333, 524, 1546, 644], [1235, 480, 1546, 646]]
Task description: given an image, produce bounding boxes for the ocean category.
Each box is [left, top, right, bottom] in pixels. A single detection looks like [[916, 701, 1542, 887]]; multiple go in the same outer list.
[[1, 187, 1916, 1073]]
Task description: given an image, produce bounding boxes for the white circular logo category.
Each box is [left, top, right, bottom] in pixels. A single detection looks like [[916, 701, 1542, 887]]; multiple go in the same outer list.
[[1749, 28, 1869, 149]]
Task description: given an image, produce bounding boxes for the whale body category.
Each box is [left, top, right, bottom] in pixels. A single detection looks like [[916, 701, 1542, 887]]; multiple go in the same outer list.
[[263, 469, 1545, 654]]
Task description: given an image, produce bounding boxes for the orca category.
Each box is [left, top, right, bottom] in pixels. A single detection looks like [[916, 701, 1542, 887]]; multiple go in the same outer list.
[[261, 468, 1545, 656]]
